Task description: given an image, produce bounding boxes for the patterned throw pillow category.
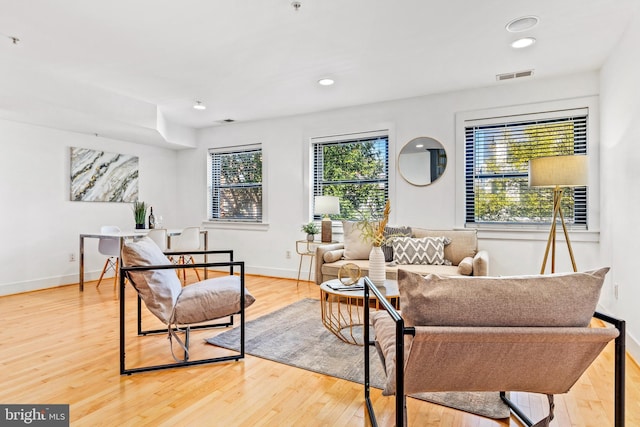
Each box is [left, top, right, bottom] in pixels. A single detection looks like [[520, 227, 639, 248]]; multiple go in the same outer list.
[[391, 236, 452, 265], [381, 226, 412, 262]]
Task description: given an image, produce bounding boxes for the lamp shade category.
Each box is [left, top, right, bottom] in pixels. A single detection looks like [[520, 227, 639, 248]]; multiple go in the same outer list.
[[314, 196, 340, 215], [529, 155, 588, 188]]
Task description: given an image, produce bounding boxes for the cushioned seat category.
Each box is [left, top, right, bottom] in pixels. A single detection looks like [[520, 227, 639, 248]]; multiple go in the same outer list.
[[364, 269, 625, 427], [119, 236, 255, 374]]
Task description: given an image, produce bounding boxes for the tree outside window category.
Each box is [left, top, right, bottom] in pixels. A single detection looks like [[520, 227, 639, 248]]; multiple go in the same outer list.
[[465, 115, 587, 227], [313, 136, 389, 221], [208, 146, 262, 222]]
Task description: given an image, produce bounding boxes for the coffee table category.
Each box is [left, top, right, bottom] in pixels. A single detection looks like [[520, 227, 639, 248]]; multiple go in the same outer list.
[[319, 278, 399, 345]]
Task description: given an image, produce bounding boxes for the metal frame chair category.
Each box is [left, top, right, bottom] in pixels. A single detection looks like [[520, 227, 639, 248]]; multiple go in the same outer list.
[[119, 247, 249, 375], [363, 277, 626, 427]]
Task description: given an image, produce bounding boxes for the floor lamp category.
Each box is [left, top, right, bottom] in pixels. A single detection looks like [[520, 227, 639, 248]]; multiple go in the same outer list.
[[314, 196, 340, 243], [529, 155, 588, 274]]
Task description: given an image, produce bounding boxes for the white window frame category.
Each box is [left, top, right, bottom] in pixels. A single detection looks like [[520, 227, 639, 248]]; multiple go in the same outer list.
[[304, 128, 395, 227], [455, 97, 600, 241], [205, 144, 267, 229]]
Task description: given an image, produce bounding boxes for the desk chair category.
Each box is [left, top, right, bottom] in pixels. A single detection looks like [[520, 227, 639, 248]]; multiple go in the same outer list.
[[96, 225, 121, 290], [169, 227, 202, 285]]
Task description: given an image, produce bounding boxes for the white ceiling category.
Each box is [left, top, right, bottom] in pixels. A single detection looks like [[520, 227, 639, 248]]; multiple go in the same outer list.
[[0, 0, 637, 149]]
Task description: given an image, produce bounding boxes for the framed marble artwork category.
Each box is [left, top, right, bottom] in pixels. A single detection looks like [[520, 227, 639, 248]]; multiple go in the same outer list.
[[70, 147, 139, 202]]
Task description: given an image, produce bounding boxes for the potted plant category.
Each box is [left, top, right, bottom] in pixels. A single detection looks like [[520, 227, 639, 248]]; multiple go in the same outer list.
[[301, 222, 320, 241], [132, 201, 147, 229]]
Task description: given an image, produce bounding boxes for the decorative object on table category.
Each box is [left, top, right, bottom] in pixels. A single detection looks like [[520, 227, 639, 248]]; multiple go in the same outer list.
[[148, 206, 155, 229], [301, 222, 319, 242], [314, 195, 340, 242], [70, 147, 139, 202], [337, 263, 362, 286], [529, 155, 588, 273], [357, 200, 390, 287], [132, 201, 148, 229]]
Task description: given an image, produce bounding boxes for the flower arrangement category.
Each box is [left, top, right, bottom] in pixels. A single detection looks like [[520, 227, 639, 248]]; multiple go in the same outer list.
[[357, 200, 390, 247]]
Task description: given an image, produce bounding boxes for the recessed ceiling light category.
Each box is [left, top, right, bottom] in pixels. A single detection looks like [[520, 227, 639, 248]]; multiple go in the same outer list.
[[506, 16, 539, 33], [511, 37, 536, 49], [415, 144, 424, 148], [193, 101, 206, 110], [318, 78, 335, 86]]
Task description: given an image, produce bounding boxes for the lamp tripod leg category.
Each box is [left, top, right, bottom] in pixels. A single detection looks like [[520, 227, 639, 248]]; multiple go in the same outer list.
[[540, 188, 562, 274], [557, 201, 578, 273]]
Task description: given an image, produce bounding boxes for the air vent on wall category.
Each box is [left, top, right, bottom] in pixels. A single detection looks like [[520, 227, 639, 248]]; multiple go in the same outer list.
[[496, 69, 534, 81]]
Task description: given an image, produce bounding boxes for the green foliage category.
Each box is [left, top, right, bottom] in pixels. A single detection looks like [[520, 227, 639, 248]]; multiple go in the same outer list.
[[301, 222, 319, 235], [132, 201, 147, 224], [474, 122, 579, 223], [318, 139, 388, 220]]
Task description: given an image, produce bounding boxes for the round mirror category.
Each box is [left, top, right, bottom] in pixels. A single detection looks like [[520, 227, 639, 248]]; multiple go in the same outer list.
[[398, 137, 447, 186]]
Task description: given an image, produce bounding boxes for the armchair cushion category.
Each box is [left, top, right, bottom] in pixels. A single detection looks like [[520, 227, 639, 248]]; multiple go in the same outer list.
[[173, 275, 255, 324], [398, 268, 609, 328], [121, 237, 182, 324]]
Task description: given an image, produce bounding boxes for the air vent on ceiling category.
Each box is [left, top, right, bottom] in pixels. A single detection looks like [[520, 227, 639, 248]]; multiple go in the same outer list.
[[496, 69, 534, 81]]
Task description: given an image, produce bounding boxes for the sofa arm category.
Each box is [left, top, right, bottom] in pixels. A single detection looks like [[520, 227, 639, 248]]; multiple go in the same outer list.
[[314, 243, 344, 285], [472, 250, 489, 276]]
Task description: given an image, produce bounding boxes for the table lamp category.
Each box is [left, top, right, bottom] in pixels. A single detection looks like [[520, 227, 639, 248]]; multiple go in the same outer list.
[[314, 196, 340, 243], [529, 155, 588, 274]]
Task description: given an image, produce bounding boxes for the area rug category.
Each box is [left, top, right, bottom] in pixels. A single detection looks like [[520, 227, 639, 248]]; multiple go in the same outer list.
[[205, 298, 510, 419]]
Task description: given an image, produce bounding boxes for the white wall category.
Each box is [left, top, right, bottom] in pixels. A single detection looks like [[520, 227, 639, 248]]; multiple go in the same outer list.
[[0, 120, 179, 295], [600, 9, 640, 359], [177, 71, 602, 281]]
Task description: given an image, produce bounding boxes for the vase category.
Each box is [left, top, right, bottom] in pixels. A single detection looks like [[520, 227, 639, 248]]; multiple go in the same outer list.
[[135, 223, 145, 230], [368, 246, 386, 288], [307, 234, 314, 242]]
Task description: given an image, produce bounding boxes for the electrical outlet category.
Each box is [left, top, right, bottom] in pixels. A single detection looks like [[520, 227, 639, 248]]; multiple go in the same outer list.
[[286, 250, 291, 259], [69, 253, 76, 262]]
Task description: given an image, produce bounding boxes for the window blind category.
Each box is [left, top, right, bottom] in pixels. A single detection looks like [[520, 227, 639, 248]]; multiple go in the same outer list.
[[209, 145, 262, 222], [312, 135, 389, 220], [465, 113, 587, 227]]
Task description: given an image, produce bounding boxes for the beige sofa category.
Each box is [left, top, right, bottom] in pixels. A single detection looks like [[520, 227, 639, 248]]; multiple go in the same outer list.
[[314, 227, 489, 285]]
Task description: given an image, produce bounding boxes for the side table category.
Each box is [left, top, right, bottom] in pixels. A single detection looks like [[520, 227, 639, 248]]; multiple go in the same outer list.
[[295, 240, 335, 286]]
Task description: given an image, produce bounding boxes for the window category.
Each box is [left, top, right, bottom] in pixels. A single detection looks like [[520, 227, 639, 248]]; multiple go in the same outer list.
[[465, 110, 587, 228], [312, 134, 389, 220], [208, 145, 262, 222]]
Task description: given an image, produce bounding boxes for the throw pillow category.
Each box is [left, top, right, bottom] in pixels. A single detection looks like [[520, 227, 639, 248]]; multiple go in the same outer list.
[[391, 236, 451, 265], [457, 256, 473, 275], [121, 237, 182, 324], [381, 225, 412, 262], [398, 268, 609, 328], [342, 221, 373, 260], [323, 249, 344, 263]]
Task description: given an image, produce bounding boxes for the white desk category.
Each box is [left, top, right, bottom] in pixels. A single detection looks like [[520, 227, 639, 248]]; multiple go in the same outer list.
[[78, 229, 208, 291]]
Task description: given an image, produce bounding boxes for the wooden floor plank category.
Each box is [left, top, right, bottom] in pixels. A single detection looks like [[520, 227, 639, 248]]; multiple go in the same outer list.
[[0, 271, 637, 426]]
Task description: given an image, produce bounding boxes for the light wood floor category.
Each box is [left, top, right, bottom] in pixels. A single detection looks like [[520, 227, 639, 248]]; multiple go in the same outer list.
[[1, 271, 639, 426]]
